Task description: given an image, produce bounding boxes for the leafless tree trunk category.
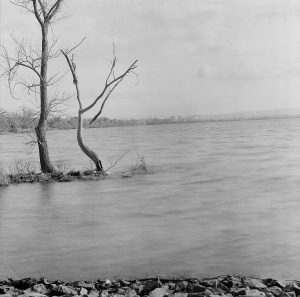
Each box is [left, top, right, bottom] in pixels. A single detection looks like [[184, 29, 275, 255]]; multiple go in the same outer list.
[[61, 42, 137, 173], [1, 0, 65, 173]]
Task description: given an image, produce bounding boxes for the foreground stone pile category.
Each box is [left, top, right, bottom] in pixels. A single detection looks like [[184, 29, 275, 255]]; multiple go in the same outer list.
[[1, 276, 300, 297]]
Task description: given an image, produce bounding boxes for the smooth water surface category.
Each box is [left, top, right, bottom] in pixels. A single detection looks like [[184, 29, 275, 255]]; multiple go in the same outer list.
[[1, 119, 300, 280]]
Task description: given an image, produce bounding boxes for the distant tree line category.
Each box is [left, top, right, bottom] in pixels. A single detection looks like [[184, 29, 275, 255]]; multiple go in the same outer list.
[[1, 107, 298, 135], [0, 107, 208, 134]]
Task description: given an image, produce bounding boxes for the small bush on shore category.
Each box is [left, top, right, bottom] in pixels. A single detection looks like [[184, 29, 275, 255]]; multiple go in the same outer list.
[[121, 155, 152, 178]]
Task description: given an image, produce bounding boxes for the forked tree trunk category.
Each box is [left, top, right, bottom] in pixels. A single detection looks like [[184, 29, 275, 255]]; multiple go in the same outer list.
[[61, 42, 137, 174], [77, 111, 104, 172], [36, 25, 55, 173], [35, 124, 54, 173]]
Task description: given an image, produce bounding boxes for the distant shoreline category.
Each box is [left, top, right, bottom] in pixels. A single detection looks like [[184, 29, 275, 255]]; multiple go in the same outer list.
[[1, 114, 300, 136]]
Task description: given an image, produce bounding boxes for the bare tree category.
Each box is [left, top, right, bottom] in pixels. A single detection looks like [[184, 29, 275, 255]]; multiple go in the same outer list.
[[0, 0, 66, 173], [61, 42, 138, 173]]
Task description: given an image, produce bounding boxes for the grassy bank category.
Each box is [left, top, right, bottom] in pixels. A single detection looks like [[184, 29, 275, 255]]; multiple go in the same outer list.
[[0, 169, 106, 187], [0, 157, 151, 187]]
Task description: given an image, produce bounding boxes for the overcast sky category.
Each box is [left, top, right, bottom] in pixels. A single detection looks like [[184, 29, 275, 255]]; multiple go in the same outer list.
[[1, 0, 300, 118]]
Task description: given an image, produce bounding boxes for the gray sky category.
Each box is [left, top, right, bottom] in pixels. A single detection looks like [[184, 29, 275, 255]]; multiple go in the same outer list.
[[1, 0, 300, 118]]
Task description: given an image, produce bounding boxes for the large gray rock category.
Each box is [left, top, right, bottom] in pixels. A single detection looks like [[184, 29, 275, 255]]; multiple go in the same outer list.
[[271, 281, 294, 290], [148, 288, 168, 297], [79, 288, 88, 295], [245, 279, 267, 290], [265, 286, 282, 297], [53, 285, 78, 296], [27, 284, 49, 295], [88, 290, 100, 297]]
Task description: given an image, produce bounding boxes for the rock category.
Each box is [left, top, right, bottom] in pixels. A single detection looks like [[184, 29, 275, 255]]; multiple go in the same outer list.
[[130, 283, 143, 294], [112, 281, 122, 288], [282, 292, 296, 297], [12, 279, 36, 290], [222, 276, 242, 289], [245, 279, 267, 290], [30, 284, 49, 295], [168, 283, 176, 290], [186, 284, 206, 293], [202, 289, 213, 296], [186, 294, 206, 297], [76, 281, 96, 290], [99, 290, 110, 297], [217, 283, 230, 293], [199, 280, 218, 288], [0, 288, 23, 297], [79, 288, 89, 295], [40, 278, 51, 285], [53, 285, 78, 296], [265, 286, 282, 297], [0, 286, 14, 294], [18, 293, 48, 297], [245, 289, 266, 297], [231, 287, 248, 296], [148, 288, 169, 297], [272, 281, 293, 290], [120, 281, 131, 287], [88, 290, 100, 297], [169, 293, 188, 297], [142, 280, 162, 294], [284, 283, 300, 295], [125, 289, 137, 297], [176, 282, 189, 292]]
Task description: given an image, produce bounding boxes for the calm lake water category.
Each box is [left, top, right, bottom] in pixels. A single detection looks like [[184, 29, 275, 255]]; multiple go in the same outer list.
[[1, 119, 300, 280]]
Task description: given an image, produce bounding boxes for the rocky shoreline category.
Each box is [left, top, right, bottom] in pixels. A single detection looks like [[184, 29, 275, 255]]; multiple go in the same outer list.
[[1, 276, 299, 297]]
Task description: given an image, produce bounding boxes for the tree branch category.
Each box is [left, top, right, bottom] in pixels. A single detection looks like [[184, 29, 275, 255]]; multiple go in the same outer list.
[[82, 59, 138, 114], [61, 50, 82, 110], [47, 0, 63, 22], [37, 0, 46, 20], [32, 0, 44, 27]]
